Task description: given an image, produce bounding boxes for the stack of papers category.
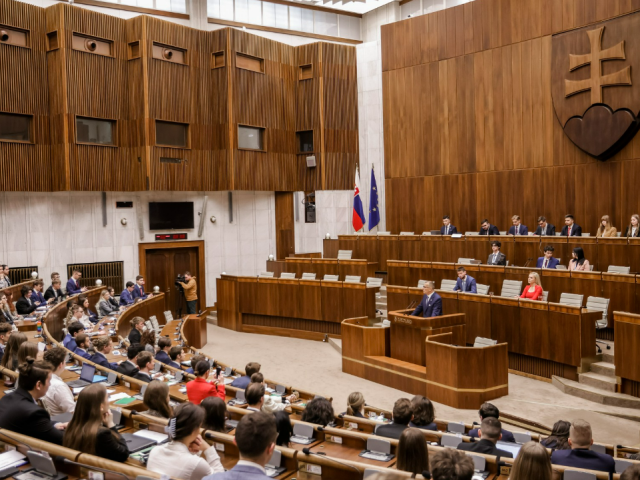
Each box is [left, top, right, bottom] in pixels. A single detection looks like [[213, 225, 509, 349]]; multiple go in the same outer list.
[[109, 392, 132, 402], [0, 450, 27, 469], [132, 430, 169, 444]]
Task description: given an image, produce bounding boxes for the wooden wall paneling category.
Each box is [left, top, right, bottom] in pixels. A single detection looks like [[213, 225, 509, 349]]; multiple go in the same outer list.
[[275, 192, 295, 259], [299, 279, 323, 321]]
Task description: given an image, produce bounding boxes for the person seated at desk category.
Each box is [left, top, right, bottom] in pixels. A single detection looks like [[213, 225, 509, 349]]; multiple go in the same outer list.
[[44, 279, 64, 303], [69, 304, 94, 332], [274, 410, 293, 447], [73, 333, 93, 360], [0, 293, 18, 324], [454, 267, 477, 293], [133, 275, 153, 301], [202, 397, 228, 434], [250, 373, 297, 413], [375, 398, 412, 440], [541, 420, 571, 451], [624, 214, 640, 238], [508, 215, 528, 235], [441, 215, 457, 235], [596, 215, 617, 238], [231, 361, 261, 389], [0, 264, 10, 290], [155, 336, 173, 365], [397, 428, 430, 477], [430, 449, 474, 480], [98, 289, 119, 317], [519, 272, 543, 301], [16, 286, 40, 315], [479, 219, 500, 235], [66, 269, 87, 295], [128, 316, 145, 345], [167, 346, 183, 369], [141, 329, 157, 354], [344, 391, 365, 418], [0, 357, 65, 445], [457, 417, 514, 458], [568, 247, 590, 271], [551, 420, 615, 478], [18, 341, 44, 365], [1, 332, 26, 371], [42, 347, 75, 416], [561, 214, 582, 236], [32, 280, 50, 306], [537, 245, 560, 269], [117, 344, 143, 377], [622, 465, 640, 480], [301, 397, 335, 427], [90, 336, 118, 370], [63, 383, 130, 462], [409, 395, 437, 431], [133, 351, 163, 383], [142, 380, 172, 419], [107, 286, 120, 309], [187, 360, 225, 405], [535, 216, 556, 236], [246, 382, 265, 413], [0, 323, 11, 364], [186, 353, 206, 375], [510, 442, 553, 480], [119, 281, 135, 307], [487, 240, 507, 266], [468, 402, 515, 442], [79, 295, 99, 324], [411, 281, 443, 318], [62, 321, 85, 352]]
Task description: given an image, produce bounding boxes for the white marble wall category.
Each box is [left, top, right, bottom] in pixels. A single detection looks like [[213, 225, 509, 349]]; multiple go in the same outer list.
[[0, 191, 276, 304]]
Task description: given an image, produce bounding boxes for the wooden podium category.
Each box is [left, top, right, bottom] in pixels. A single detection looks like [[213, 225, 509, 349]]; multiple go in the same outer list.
[[425, 332, 508, 409], [388, 309, 466, 366]]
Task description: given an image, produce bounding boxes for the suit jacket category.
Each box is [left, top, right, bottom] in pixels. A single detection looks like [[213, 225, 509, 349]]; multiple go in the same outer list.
[[119, 289, 134, 306], [551, 448, 615, 478], [479, 225, 500, 235], [468, 427, 515, 443], [186, 377, 226, 405], [134, 371, 152, 383], [535, 224, 556, 236], [90, 352, 118, 370], [410, 293, 443, 318], [560, 224, 583, 236], [132, 284, 148, 301], [486, 252, 507, 266], [95, 426, 130, 463], [1, 308, 15, 325], [128, 328, 141, 346], [32, 291, 46, 305], [99, 299, 118, 317], [203, 464, 272, 480], [0, 344, 4, 364], [536, 257, 560, 269], [454, 275, 477, 293], [230, 375, 251, 389], [508, 225, 529, 235], [409, 421, 437, 431], [44, 286, 64, 302], [440, 225, 458, 235], [155, 350, 171, 365], [0, 388, 64, 445], [16, 296, 37, 315], [457, 438, 513, 458], [116, 360, 139, 377], [66, 278, 82, 295], [74, 347, 92, 360], [62, 334, 78, 352], [375, 422, 409, 440], [625, 226, 640, 237]]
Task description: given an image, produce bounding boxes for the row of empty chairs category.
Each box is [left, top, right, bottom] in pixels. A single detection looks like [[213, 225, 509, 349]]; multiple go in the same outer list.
[[258, 271, 383, 287], [457, 257, 633, 274]]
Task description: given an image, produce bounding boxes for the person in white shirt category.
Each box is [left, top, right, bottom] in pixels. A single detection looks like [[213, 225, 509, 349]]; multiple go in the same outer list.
[[249, 373, 297, 414], [147, 402, 223, 480], [42, 347, 75, 416]]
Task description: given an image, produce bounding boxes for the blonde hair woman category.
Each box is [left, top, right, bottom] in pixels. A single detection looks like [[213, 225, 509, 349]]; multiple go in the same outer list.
[[625, 214, 640, 238], [345, 392, 365, 418], [519, 272, 543, 301], [509, 441, 552, 480], [596, 215, 617, 238]]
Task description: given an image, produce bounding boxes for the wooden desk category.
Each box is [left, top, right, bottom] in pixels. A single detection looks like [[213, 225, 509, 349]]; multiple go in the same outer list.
[[0, 280, 35, 313], [266, 258, 378, 282], [614, 312, 640, 398], [116, 294, 166, 339]]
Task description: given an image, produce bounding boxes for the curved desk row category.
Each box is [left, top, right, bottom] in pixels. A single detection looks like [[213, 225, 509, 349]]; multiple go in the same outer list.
[[0, 279, 35, 312]]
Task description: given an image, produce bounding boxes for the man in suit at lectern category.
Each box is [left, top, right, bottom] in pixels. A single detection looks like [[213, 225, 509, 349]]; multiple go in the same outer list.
[[453, 267, 477, 293], [410, 281, 442, 318]]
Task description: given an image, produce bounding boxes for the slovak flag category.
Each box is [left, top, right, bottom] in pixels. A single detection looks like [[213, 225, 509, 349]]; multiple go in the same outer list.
[[352, 166, 366, 232]]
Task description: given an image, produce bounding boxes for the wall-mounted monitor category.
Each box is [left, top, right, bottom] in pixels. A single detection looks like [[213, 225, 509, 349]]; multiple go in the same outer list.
[[149, 202, 194, 230]]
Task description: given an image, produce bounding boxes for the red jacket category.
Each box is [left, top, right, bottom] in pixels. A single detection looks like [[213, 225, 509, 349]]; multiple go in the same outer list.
[[186, 377, 225, 405]]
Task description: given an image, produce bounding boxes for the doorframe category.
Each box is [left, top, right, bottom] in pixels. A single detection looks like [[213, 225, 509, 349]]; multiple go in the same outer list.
[[138, 240, 206, 308]]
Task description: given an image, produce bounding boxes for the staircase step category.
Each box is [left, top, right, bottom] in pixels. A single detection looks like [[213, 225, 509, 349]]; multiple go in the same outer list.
[[602, 352, 615, 364], [590, 362, 616, 378], [578, 372, 618, 392], [553, 376, 640, 409]]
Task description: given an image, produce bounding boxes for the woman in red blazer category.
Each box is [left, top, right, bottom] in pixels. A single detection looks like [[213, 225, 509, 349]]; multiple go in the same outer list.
[[520, 272, 543, 301], [186, 360, 225, 405]]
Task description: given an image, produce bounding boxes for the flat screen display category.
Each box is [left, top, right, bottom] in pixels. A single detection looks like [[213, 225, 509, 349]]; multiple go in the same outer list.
[[149, 202, 194, 230]]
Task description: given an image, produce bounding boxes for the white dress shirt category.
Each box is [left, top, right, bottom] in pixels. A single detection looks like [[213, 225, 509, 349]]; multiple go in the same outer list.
[[42, 373, 76, 416], [147, 440, 223, 480]]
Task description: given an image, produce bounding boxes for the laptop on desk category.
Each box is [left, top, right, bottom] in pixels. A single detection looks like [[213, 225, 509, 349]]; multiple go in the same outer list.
[[120, 433, 158, 453], [66, 364, 106, 388]]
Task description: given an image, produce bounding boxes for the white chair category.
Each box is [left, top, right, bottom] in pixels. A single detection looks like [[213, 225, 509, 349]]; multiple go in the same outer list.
[[447, 423, 465, 434], [417, 280, 427, 288], [280, 272, 296, 279], [145, 320, 154, 332], [337, 250, 352, 260], [476, 284, 490, 295], [615, 459, 633, 474], [258, 272, 274, 278], [363, 469, 384, 479], [377, 231, 391, 235], [440, 434, 460, 448], [500, 280, 522, 297], [556, 264, 568, 270], [366, 277, 383, 287], [590, 444, 607, 454], [344, 275, 361, 283], [586, 296, 611, 352], [323, 274, 339, 281], [149, 315, 162, 332], [301, 273, 316, 280], [457, 258, 475, 265], [473, 337, 497, 348], [164, 311, 174, 323], [583, 233, 591, 237], [564, 470, 596, 480], [499, 231, 507, 235], [513, 432, 531, 444], [541, 290, 549, 301], [589, 265, 594, 271], [399, 231, 414, 235], [607, 265, 630, 274], [440, 279, 457, 291], [558, 293, 583, 307], [422, 232, 432, 236], [465, 232, 479, 236]]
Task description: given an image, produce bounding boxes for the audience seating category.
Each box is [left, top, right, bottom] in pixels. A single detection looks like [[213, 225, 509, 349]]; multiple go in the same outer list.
[[457, 257, 475, 264], [323, 274, 339, 281], [542, 290, 549, 301], [164, 310, 174, 323], [417, 279, 426, 288], [473, 337, 498, 347], [377, 231, 391, 235], [513, 432, 532, 443], [500, 279, 522, 297], [477, 283, 490, 295], [441, 279, 457, 290], [366, 277, 383, 287], [559, 293, 584, 307], [280, 272, 296, 279], [337, 250, 353, 259], [301, 272, 316, 280], [608, 266, 631, 274], [399, 231, 414, 235], [258, 271, 274, 278], [345, 275, 362, 283]]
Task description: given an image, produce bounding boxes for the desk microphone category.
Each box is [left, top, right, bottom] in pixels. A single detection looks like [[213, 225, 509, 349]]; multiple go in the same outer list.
[[301, 447, 361, 475], [406, 300, 417, 311], [523, 258, 533, 267]]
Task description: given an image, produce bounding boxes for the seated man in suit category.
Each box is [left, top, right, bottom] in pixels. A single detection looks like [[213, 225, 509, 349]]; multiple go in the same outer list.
[[62, 321, 85, 352], [73, 333, 93, 360], [133, 351, 163, 383], [44, 279, 64, 303], [374, 398, 413, 440], [132, 275, 153, 301], [155, 337, 173, 365], [167, 346, 183, 369], [536, 245, 560, 269], [119, 281, 135, 307], [410, 281, 442, 318], [535, 216, 556, 236], [453, 267, 477, 293], [117, 344, 143, 377], [203, 412, 277, 480], [486, 241, 507, 266], [561, 214, 582, 236], [457, 417, 513, 458], [89, 336, 118, 370], [508, 215, 528, 235], [468, 402, 515, 442], [479, 219, 500, 236], [16, 286, 40, 315], [440, 215, 457, 235], [231, 361, 262, 389], [551, 420, 615, 478], [66, 269, 87, 295], [32, 280, 49, 306]]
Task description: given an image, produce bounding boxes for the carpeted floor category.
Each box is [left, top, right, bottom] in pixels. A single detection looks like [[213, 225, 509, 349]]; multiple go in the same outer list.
[[202, 325, 640, 446]]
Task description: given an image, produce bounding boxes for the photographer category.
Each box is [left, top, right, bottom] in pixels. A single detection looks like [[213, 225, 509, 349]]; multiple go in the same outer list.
[[178, 272, 198, 314]]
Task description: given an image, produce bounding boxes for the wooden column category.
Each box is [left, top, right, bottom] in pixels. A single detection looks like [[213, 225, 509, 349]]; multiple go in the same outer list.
[[275, 192, 295, 260]]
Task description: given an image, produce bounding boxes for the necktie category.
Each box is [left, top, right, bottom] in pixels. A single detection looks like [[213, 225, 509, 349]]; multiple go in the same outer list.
[[544, 259, 548, 268], [516, 225, 519, 235], [493, 254, 496, 263], [445, 226, 448, 235], [568, 226, 571, 236], [542, 227, 546, 236], [462, 280, 466, 290]]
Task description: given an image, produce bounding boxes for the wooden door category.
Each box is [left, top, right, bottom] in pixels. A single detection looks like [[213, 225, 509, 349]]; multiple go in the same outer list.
[[145, 247, 200, 316]]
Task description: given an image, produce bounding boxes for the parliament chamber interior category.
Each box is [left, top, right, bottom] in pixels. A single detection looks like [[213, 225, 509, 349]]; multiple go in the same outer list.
[[2, 0, 640, 479]]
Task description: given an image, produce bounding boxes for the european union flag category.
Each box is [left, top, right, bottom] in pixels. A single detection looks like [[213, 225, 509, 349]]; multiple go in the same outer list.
[[368, 166, 380, 231]]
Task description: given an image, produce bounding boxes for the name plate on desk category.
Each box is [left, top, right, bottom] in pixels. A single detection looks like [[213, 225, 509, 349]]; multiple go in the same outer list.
[[392, 316, 413, 325]]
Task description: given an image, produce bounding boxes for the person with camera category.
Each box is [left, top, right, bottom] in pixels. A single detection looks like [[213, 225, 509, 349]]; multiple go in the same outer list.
[[178, 272, 198, 314]]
